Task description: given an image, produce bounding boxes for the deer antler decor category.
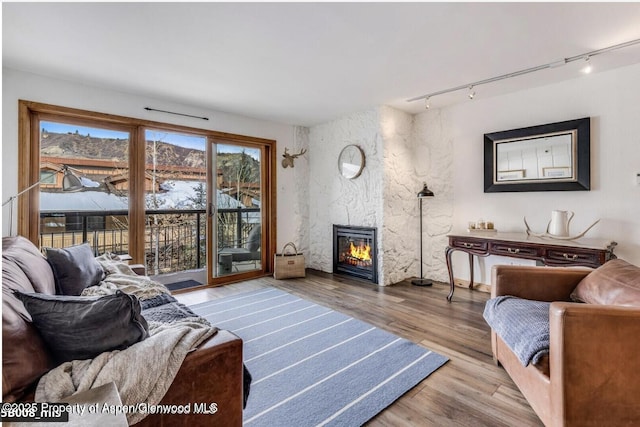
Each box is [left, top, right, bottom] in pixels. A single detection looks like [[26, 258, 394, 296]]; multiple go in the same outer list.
[[281, 148, 307, 168], [524, 217, 600, 240]]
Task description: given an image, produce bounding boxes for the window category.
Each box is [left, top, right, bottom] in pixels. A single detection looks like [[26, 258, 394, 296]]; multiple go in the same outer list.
[[39, 121, 131, 253], [18, 100, 276, 285], [39, 170, 56, 184]]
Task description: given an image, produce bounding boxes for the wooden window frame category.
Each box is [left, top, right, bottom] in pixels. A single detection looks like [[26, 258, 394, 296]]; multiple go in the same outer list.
[[18, 100, 277, 279]]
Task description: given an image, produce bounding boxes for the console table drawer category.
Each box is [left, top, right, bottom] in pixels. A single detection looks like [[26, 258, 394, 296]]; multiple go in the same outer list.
[[491, 243, 540, 259], [450, 238, 488, 252], [546, 249, 600, 266]]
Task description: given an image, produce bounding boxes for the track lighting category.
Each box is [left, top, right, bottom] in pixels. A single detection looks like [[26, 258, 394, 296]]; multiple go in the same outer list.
[[425, 97, 430, 110], [407, 37, 640, 105], [468, 86, 475, 100], [581, 56, 592, 74]]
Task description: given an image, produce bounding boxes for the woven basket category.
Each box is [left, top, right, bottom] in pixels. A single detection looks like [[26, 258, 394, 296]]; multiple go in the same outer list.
[[273, 242, 305, 279]]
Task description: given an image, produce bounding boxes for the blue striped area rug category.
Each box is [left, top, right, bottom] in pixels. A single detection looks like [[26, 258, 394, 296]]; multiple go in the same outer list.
[[190, 288, 448, 427]]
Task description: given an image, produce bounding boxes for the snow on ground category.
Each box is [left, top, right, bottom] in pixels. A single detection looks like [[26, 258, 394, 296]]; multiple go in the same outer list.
[[40, 180, 256, 221]]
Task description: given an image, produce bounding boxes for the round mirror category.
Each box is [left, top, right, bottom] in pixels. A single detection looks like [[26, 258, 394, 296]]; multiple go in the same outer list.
[[338, 145, 365, 179]]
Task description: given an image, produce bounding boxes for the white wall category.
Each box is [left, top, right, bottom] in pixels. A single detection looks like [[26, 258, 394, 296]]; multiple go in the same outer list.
[[307, 105, 425, 286], [420, 62, 640, 285], [380, 106, 419, 285], [5, 63, 638, 288], [412, 110, 455, 282], [307, 109, 384, 279], [1, 68, 305, 254], [287, 125, 310, 256]]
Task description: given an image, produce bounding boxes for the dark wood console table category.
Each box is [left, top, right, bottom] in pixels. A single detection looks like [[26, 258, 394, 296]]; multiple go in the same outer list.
[[445, 231, 617, 302]]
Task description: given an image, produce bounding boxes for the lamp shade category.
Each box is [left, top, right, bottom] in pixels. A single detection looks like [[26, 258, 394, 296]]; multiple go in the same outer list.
[[417, 183, 434, 198], [61, 166, 84, 192], [3, 166, 85, 236]]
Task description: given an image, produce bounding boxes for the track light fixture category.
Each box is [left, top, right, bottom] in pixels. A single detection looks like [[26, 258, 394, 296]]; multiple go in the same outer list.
[[407, 37, 640, 106], [468, 86, 475, 100], [581, 56, 592, 74], [425, 97, 430, 110]]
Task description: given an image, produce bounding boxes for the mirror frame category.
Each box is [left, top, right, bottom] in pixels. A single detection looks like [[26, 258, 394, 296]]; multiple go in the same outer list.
[[484, 117, 590, 193]]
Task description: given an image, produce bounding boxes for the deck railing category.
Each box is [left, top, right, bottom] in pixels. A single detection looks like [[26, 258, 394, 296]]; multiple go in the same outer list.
[[40, 207, 260, 275]]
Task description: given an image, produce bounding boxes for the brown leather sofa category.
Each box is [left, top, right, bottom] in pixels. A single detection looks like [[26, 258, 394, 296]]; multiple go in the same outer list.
[[490, 261, 640, 427], [2, 236, 244, 426]]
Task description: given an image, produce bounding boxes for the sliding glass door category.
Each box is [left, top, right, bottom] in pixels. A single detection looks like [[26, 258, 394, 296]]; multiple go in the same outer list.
[[209, 140, 265, 283], [19, 100, 276, 287], [144, 129, 207, 277]]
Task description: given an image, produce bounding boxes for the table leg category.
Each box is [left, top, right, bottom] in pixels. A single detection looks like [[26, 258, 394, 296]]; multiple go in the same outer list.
[[445, 246, 455, 302], [468, 252, 474, 289]]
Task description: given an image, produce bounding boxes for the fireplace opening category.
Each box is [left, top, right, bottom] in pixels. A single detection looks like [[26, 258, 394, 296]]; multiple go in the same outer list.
[[333, 225, 377, 284]]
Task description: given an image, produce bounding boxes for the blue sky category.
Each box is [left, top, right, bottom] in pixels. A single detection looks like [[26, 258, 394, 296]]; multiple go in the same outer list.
[[43, 121, 130, 141], [42, 121, 205, 150], [42, 121, 259, 159], [145, 129, 206, 150]]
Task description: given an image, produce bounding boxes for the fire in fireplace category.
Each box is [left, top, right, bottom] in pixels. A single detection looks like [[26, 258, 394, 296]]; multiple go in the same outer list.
[[333, 225, 377, 284], [342, 241, 372, 267]]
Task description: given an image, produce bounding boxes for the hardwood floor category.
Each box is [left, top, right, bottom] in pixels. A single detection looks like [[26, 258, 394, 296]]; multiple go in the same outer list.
[[175, 270, 544, 427]]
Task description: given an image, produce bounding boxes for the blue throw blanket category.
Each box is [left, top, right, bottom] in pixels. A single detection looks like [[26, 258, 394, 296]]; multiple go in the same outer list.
[[141, 294, 199, 323], [141, 293, 252, 408], [483, 296, 551, 366]]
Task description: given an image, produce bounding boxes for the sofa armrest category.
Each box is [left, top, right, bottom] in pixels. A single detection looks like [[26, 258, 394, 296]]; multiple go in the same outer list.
[[492, 265, 590, 302], [135, 330, 244, 427], [549, 302, 640, 425]]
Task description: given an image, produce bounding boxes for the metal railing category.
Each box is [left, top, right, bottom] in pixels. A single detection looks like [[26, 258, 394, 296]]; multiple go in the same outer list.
[[39, 207, 260, 275]]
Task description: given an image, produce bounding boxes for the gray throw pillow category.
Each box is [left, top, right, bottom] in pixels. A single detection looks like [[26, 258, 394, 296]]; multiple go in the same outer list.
[[44, 243, 104, 295], [14, 290, 149, 363]]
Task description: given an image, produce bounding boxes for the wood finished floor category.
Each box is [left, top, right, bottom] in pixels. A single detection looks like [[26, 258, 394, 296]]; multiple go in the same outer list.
[[175, 270, 543, 427]]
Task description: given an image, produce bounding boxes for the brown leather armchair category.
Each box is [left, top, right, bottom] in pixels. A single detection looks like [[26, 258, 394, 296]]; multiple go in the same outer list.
[[490, 264, 640, 427]]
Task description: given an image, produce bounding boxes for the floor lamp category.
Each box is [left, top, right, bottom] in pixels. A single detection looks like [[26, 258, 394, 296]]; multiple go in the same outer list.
[[411, 183, 435, 286], [2, 166, 84, 236]]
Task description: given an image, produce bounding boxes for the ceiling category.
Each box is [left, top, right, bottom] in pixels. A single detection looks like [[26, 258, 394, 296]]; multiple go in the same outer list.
[[3, 3, 640, 127]]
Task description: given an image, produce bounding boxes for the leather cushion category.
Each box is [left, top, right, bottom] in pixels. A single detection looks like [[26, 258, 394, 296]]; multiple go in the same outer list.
[[2, 261, 55, 402], [15, 290, 149, 364], [3, 236, 56, 294], [571, 259, 640, 306], [2, 236, 56, 402], [44, 243, 104, 295]]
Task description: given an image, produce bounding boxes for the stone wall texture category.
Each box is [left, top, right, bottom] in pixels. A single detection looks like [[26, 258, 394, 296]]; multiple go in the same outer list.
[[308, 109, 384, 276], [379, 106, 418, 285], [412, 110, 454, 282], [306, 106, 452, 285], [291, 126, 310, 257]]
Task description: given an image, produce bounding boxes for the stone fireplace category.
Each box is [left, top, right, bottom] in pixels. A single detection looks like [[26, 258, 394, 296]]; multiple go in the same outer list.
[[308, 106, 447, 286], [333, 225, 378, 284]]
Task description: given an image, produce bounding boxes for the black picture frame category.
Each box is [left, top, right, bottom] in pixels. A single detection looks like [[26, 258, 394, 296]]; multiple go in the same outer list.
[[484, 117, 590, 193]]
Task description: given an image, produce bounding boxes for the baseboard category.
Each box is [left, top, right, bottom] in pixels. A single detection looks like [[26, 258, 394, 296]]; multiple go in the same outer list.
[[454, 278, 490, 294]]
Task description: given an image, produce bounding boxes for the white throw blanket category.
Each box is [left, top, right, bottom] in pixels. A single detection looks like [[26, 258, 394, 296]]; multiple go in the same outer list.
[[35, 255, 218, 425], [83, 253, 170, 300]]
